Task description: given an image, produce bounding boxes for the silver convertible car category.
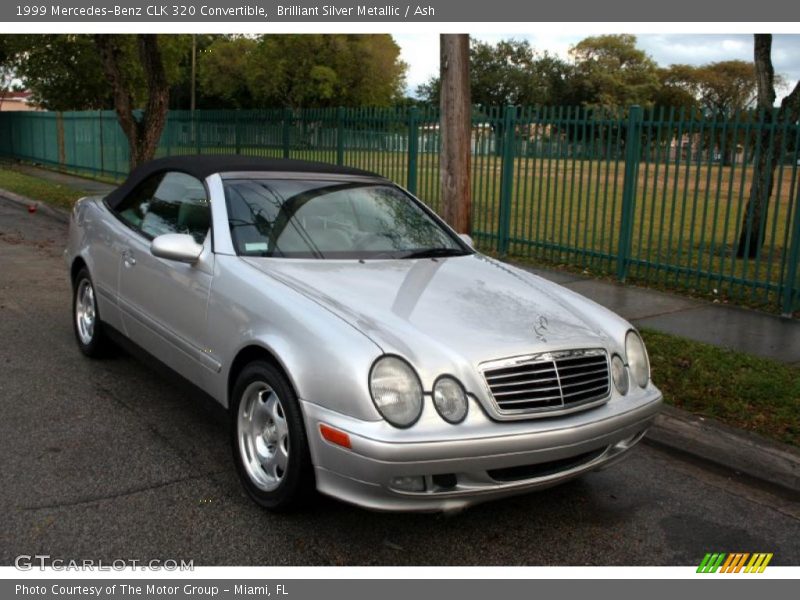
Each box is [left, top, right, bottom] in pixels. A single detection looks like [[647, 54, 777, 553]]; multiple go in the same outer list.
[[66, 155, 662, 513]]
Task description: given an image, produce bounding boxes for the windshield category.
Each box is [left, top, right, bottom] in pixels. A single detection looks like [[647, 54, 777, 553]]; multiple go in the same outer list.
[[223, 178, 471, 259]]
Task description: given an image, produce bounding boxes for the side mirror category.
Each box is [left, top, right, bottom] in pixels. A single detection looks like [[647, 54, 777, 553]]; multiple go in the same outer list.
[[151, 233, 203, 263], [458, 233, 474, 248]]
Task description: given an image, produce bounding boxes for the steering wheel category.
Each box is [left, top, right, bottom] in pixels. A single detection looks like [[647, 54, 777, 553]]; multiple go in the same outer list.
[[353, 232, 396, 251]]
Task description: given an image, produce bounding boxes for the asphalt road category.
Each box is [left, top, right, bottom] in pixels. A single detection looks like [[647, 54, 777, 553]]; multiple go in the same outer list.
[[1, 198, 798, 567]]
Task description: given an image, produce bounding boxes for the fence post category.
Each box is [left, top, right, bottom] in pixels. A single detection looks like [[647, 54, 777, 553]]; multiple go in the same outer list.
[[56, 111, 65, 169], [195, 111, 202, 155], [98, 110, 105, 176], [497, 105, 517, 256], [8, 113, 14, 158], [282, 108, 292, 158], [336, 106, 345, 166], [782, 180, 800, 316], [616, 105, 643, 282], [406, 106, 419, 194], [234, 110, 241, 155]]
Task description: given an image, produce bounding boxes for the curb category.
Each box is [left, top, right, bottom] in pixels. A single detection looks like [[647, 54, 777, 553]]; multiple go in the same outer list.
[[0, 187, 71, 224], [645, 405, 800, 495]]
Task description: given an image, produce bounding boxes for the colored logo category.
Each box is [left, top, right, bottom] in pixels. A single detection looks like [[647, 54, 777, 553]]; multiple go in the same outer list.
[[697, 552, 773, 573]]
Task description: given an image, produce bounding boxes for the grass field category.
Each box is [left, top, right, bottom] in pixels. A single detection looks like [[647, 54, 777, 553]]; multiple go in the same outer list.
[[643, 329, 800, 447], [470, 154, 799, 309]]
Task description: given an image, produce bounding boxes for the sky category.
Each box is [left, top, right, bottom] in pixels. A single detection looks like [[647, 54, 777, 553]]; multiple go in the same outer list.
[[395, 33, 800, 98]]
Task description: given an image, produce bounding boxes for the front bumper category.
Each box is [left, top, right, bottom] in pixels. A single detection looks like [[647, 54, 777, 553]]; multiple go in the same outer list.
[[302, 386, 662, 512]]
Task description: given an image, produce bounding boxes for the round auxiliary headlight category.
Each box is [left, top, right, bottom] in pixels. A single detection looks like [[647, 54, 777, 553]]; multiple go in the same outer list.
[[625, 330, 650, 388], [369, 356, 423, 428], [433, 377, 468, 424], [611, 354, 629, 396]]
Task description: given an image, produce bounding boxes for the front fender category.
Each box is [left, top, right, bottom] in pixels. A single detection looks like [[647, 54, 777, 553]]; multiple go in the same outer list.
[[206, 256, 385, 421]]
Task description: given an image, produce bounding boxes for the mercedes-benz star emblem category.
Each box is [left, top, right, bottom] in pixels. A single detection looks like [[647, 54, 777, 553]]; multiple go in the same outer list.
[[534, 315, 549, 342]]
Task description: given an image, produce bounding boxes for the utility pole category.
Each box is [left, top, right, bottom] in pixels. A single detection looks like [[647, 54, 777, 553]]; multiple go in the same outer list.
[[190, 34, 197, 147], [190, 34, 197, 113], [439, 34, 472, 234]]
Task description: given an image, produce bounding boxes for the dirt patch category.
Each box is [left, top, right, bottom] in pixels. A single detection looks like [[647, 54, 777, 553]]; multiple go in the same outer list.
[[0, 230, 62, 256]]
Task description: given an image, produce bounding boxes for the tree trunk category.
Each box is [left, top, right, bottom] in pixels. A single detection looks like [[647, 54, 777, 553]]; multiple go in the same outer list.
[[737, 34, 800, 258], [737, 128, 776, 259], [719, 113, 736, 167], [439, 34, 472, 234], [94, 34, 170, 171]]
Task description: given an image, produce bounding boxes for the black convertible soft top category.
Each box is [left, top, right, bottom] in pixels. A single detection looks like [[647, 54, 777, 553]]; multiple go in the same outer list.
[[104, 154, 382, 209]]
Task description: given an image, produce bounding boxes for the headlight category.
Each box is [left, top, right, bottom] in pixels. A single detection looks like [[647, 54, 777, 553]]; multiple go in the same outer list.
[[625, 330, 650, 388], [611, 354, 629, 395], [369, 356, 423, 427], [433, 376, 468, 424]]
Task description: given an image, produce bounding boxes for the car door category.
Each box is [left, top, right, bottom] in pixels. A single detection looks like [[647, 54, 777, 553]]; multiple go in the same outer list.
[[111, 170, 220, 384]]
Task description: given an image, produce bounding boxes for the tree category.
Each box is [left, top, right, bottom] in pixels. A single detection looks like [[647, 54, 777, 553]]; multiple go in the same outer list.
[[6, 34, 188, 112], [692, 60, 759, 117], [5, 34, 112, 110], [196, 36, 257, 109], [439, 34, 472, 234], [736, 34, 800, 259], [94, 35, 171, 168], [5, 34, 186, 167], [648, 61, 765, 118], [656, 60, 768, 165], [166, 34, 221, 110], [567, 34, 660, 108], [245, 35, 407, 108], [417, 39, 571, 107], [653, 65, 701, 111], [0, 37, 17, 111], [468, 40, 569, 108], [417, 39, 571, 158]]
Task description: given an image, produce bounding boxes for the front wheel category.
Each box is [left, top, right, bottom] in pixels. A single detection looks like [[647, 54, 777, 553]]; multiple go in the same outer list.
[[72, 268, 113, 358], [230, 360, 315, 511]]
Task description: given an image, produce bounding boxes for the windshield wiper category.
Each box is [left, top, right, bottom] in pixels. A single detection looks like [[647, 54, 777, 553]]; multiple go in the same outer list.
[[403, 247, 469, 259]]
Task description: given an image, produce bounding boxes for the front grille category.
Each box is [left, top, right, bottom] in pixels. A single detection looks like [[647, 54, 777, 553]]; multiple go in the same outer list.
[[482, 349, 610, 416]]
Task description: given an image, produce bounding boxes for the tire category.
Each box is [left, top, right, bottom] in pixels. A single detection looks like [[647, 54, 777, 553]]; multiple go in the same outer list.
[[230, 360, 315, 511], [72, 267, 113, 358]]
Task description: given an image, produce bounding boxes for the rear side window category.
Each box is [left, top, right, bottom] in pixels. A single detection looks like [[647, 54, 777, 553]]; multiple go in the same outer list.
[[114, 171, 210, 243]]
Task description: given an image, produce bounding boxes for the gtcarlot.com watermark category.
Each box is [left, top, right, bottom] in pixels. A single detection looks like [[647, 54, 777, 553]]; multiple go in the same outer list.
[[15, 554, 194, 571]]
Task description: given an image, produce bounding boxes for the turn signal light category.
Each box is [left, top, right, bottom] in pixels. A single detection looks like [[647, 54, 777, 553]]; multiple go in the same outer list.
[[319, 424, 352, 449]]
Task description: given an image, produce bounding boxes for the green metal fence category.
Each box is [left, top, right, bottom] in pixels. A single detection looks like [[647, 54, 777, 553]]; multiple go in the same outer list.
[[1, 106, 799, 314]]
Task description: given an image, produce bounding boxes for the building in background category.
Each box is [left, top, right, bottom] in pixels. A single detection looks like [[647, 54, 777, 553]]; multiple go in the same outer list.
[[0, 91, 41, 112]]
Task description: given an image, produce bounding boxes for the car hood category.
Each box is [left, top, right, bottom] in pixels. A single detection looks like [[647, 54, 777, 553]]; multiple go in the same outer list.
[[243, 254, 612, 368]]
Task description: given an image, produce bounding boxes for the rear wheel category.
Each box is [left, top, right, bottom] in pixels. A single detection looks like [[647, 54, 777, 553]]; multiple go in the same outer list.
[[230, 360, 315, 510], [72, 268, 113, 358]]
